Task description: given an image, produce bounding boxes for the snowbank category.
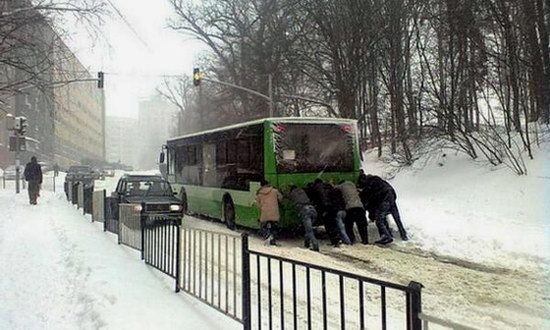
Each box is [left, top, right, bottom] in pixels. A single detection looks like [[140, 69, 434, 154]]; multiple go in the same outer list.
[[363, 141, 550, 273]]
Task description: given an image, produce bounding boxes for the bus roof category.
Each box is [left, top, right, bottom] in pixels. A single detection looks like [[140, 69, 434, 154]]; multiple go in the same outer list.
[[167, 117, 357, 142]]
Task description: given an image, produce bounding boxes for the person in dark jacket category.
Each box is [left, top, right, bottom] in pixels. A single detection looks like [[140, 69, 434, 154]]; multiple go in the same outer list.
[[53, 163, 59, 177], [358, 174, 408, 244], [24, 156, 43, 205], [336, 180, 369, 244], [288, 185, 320, 251], [307, 179, 351, 246]]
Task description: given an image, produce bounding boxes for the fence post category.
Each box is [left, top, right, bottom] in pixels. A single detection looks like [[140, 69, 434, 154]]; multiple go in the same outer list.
[[408, 281, 423, 330], [140, 202, 146, 260], [241, 233, 251, 330], [90, 188, 94, 222], [117, 203, 121, 244], [175, 221, 181, 293], [103, 190, 107, 232], [53, 175, 56, 193]]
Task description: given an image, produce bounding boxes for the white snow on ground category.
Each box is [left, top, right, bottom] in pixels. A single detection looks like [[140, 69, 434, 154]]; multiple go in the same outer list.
[[0, 177, 241, 330], [1, 139, 548, 330], [364, 142, 550, 273]]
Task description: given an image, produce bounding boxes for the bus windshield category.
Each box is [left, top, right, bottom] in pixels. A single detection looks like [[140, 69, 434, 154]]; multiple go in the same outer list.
[[274, 123, 354, 173]]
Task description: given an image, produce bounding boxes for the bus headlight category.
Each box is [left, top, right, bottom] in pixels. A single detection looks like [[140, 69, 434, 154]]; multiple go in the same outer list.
[[133, 204, 143, 212], [170, 204, 182, 211]]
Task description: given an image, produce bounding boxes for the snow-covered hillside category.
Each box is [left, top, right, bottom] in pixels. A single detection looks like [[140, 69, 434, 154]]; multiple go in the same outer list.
[[365, 141, 549, 273]]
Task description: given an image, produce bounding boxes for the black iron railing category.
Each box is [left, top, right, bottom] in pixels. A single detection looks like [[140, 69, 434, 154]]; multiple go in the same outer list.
[[118, 204, 142, 250], [141, 209, 182, 292], [244, 246, 422, 330], [62, 191, 424, 330], [180, 227, 244, 323]]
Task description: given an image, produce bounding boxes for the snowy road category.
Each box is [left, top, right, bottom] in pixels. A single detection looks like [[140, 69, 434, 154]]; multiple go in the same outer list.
[[184, 216, 550, 330], [0, 187, 241, 330]]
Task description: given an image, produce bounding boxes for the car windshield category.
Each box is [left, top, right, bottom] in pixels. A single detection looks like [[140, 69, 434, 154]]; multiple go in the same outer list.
[[125, 179, 172, 196]]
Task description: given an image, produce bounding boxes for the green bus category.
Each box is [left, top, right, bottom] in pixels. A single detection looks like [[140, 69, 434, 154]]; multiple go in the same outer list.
[[161, 117, 362, 229]]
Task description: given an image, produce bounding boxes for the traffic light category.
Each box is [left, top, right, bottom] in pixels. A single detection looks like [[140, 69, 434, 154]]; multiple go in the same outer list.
[[97, 71, 104, 89], [19, 116, 27, 135], [193, 68, 201, 86], [14, 116, 27, 135]]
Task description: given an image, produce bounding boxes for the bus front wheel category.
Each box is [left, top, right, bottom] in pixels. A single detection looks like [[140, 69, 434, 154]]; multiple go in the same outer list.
[[222, 195, 236, 230]]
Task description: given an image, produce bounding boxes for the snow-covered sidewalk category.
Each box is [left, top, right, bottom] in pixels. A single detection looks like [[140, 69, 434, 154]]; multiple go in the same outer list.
[[0, 188, 241, 330]]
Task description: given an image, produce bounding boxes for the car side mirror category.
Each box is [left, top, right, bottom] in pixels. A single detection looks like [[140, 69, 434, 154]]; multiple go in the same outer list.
[[159, 152, 165, 164]]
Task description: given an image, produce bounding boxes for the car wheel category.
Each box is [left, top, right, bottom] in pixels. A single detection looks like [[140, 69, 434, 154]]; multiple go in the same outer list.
[[179, 188, 188, 214], [222, 194, 236, 230]]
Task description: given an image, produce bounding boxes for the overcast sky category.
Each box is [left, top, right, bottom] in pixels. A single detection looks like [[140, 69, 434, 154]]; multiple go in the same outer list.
[[67, 0, 203, 118]]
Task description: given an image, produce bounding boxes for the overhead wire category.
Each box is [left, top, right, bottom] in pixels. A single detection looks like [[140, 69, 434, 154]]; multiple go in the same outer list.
[[104, 0, 151, 51]]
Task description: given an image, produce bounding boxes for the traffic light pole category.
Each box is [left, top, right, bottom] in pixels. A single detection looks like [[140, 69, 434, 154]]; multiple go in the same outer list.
[[15, 129, 20, 194], [201, 77, 275, 117]]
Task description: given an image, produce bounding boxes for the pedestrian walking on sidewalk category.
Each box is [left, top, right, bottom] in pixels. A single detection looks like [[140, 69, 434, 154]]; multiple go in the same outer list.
[[24, 156, 42, 205]]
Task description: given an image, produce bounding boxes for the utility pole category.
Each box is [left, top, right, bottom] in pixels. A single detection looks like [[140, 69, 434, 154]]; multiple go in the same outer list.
[[193, 68, 276, 118], [199, 83, 204, 130], [15, 128, 20, 194], [268, 74, 273, 117]]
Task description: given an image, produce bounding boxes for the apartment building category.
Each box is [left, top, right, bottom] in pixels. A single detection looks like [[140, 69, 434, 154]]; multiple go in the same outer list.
[[105, 116, 138, 167], [137, 96, 178, 170]]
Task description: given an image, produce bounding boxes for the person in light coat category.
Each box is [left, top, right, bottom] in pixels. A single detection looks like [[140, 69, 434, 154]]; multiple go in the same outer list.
[[256, 179, 283, 246], [336, 180, 369, 244]]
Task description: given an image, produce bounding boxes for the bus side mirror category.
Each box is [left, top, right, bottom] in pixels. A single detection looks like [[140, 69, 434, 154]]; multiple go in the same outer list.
[[159, 152, 165, 164]]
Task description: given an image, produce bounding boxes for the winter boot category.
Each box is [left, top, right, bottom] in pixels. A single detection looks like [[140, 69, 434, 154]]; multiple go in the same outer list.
[[375, 236, 393, 245]]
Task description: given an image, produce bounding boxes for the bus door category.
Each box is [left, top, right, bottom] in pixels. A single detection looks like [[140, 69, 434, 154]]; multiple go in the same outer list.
[[202, 143, 216, 187]]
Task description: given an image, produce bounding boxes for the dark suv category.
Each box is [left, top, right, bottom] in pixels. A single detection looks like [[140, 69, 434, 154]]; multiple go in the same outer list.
[[65, 165, 94, 188], [109, 174, 183, 220]]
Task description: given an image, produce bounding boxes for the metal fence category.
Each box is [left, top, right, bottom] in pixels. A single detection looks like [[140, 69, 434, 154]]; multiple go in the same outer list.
[[118, 204, 142, 250], [77, 183, 84, 210], [92, 190, 106, 223], [142, 214, 182, 292], [60, 189, 431, 330], [104, 197, 119, 234], [245, 248, 422, 330], [71, 182, 78, 205], [180, 227, 244, 323]]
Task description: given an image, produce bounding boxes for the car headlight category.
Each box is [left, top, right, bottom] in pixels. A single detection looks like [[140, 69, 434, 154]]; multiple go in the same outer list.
[[170, 204, 182, 211], [133, 204, 143, 212]]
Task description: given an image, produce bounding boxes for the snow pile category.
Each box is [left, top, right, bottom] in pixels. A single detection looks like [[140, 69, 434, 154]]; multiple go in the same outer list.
[[363, 141, 550, 273]]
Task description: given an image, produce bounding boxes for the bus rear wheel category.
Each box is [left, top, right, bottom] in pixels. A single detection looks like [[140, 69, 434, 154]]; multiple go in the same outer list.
[[222, 195, 236, 230]]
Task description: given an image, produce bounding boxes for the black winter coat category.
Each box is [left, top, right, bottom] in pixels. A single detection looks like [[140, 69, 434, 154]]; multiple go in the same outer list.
[[307, 182, 346, 213], [359, 175, 396, 211], [24, 162, 43, 183]]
